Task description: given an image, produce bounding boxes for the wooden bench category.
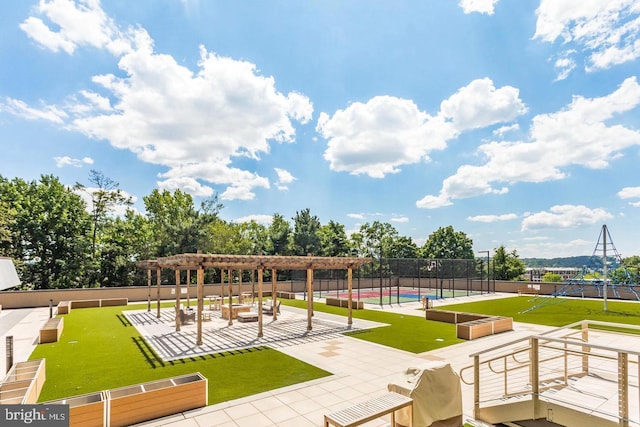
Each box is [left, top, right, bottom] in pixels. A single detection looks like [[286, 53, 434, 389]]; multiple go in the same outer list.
[[325, 297, 364, 310], [40, 317, 64, 343], [518, 287, 539, 295], [324, 392, 413, 427]]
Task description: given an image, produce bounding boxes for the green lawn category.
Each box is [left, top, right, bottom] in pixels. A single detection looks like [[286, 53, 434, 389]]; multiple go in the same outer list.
[[30, 304, 330, 403], [283, 299, 464, 353], [441, 296, 640, 327]]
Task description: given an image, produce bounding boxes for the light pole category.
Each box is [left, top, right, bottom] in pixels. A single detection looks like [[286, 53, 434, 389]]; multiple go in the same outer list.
[[478, 251, 490, 294]]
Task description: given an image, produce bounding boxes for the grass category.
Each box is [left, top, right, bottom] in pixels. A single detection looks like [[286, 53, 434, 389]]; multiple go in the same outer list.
[[441, 296, 640, 327], [282, 299, 464, 353], [30, 304, 330, 403]]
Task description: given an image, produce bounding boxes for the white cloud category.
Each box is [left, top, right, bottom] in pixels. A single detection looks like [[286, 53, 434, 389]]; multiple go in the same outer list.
[[521, 205, 613, 231], [347, 213, 366, 220], [518, 238, 593, 258], [157, 176, 213, 198], [233, 214, 272, 225], [418, 77, 640, 209], [19, 0, 135, 55], [439, 78, 527, 131], [318, 96, 453, 178], [318, 78, 525, 179], [0, 97, 67, 123], [13, 1, 312, 201], [493, 123, 519, 137], [534, 0, 640, 78], [390, 217, 409, 223], [73, 186, 137, 217], [618, 186, 640, 199], [459, 0, 500, 15], [467, 213, 518, 222], [553, 55, 576, 81], [274, 168, 296, 191], [54, 156, 94, 167]]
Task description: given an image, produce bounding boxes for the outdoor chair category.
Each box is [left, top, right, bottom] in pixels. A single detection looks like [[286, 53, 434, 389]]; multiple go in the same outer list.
[[262, 299, 281, 315], [180, 308, 196, 324]]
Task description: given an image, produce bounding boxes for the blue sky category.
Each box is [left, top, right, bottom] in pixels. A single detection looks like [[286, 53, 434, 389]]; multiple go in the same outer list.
[[1, 0, 640, 259]]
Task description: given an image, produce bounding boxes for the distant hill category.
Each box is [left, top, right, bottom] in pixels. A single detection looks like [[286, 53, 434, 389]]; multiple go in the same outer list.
[[522, 256, 600, 268]]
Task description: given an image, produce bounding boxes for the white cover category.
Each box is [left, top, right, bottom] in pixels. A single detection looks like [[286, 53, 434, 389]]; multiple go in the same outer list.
[[388, 361, 462, 427], [0, 257, 20, 291]]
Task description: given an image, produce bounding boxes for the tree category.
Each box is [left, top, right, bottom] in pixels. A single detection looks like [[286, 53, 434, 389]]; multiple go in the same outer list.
[[0, 200, 15, 254], [268, 213, 292, 255], [292, 208, 321, 256], [419, 226, 474, 259], [319, 220, 350, 257], [1, 175, 91, 289], [492, 245, 526, 280], [74, 170, 132, 257], [143, 189, 221, 256], [386, 236, 418, 259], [542, 272, 563, 282]]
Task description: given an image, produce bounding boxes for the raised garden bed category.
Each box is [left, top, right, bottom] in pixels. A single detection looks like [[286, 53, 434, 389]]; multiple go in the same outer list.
[[456, 316, 513, 340], [0, 359, 46, 404], [44, 391, 106, 427], [426, 309, 513, 340], [106, 373, 207, 427]]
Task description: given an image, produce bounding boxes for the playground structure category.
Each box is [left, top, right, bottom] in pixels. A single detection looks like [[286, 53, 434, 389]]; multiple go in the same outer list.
[[523, 224, 640, 313]]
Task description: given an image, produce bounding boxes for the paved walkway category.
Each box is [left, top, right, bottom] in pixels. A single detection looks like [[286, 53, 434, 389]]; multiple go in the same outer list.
[[0, 293, 553, 426]]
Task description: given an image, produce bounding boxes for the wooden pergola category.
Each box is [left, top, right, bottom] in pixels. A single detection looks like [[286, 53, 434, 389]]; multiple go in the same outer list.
[[136, 253, 372, 346]]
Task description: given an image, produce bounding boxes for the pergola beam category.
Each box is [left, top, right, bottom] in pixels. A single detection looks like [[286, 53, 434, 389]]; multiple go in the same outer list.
[[138, 253, 372, 346]]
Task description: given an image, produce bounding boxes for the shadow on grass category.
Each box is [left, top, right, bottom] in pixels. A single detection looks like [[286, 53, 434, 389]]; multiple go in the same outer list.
[[116, 314, 132, 327], [132, 336, 270, 369], [132, 336, 165, 368]]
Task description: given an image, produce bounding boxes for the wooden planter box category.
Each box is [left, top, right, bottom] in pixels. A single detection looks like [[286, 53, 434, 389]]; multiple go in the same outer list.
[[107, 373, 207, 427], [44, 392, 106, 427], [0, 359, 46, 404], [457, 317, 513, 340], [40, 317, 64, 343]]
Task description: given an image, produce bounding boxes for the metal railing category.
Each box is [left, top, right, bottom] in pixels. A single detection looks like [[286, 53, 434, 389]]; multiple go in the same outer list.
[[460, 320, 640, 426]]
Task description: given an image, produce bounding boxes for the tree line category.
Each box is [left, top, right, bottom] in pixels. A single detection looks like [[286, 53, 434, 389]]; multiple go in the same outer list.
[[0, 172, 529, 290]]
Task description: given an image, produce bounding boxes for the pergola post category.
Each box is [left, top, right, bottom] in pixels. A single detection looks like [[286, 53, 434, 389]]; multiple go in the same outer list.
[[258, 267, 264, 338], [146, 269, 152, 312], [347, 267, 353, 327], [156, 267, 161, 319], [186, 269, 191, 307], [271, 268, 277, 321], [196, 265, 204, 346], [175, 269, 181, 332], [227, 268, 233, 326], [307, 267, 313, 331]]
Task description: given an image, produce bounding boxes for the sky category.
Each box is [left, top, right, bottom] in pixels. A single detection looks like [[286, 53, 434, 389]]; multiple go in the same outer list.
[[1, 0, 640, 259]]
